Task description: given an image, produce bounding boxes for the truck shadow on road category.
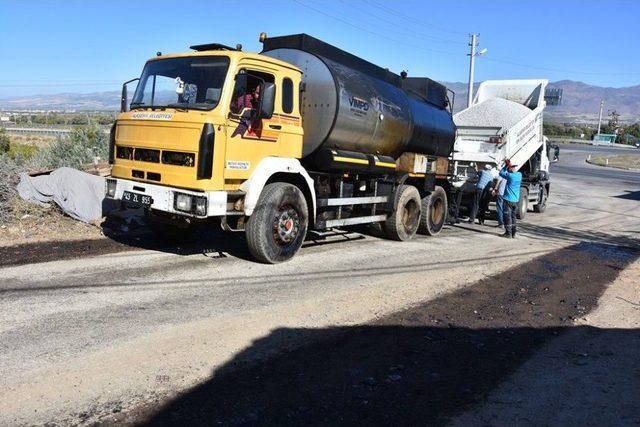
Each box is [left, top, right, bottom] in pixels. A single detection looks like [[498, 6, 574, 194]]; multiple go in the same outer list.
[[615, 190, 640, 201], [520, 222, 639, 249], [125, 241, 640, 426]]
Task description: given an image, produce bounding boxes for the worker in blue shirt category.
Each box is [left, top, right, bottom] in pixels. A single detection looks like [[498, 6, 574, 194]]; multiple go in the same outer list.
[[499, 159, 522, 238]]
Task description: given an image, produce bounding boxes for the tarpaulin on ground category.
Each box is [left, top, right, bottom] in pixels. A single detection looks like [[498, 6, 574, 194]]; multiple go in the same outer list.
[[17, 167, 117, 223]]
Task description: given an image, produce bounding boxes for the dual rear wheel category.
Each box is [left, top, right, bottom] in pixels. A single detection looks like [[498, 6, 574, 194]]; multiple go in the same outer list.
[[382, 185, 448, 240]]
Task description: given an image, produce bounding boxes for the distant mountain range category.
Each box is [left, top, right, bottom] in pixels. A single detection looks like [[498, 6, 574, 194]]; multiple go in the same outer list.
[[1, 80, 639, 123], [0, 91, 122, 111]]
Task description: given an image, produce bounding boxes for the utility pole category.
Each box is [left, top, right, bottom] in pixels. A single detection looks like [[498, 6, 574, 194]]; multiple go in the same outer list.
[[597, 99, 604, 135], [467, 33, 487, 108]]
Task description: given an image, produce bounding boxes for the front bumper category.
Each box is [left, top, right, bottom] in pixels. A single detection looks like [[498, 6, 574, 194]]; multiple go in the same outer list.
[[105, 178, 227, 218]]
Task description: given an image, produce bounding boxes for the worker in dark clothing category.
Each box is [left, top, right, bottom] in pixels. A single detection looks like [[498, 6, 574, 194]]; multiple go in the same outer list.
[[492, 175, 507, 227], [469, 164, 495, 225], [499, 159, 522, 238]]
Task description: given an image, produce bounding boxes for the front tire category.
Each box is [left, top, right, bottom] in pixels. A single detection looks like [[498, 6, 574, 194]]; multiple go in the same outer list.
[[418, 186, 447, 236], [517, 188, 529, 220], [533, 186, 548, 213], [245, 183, 308, 264], [382, 185, 421, 241]]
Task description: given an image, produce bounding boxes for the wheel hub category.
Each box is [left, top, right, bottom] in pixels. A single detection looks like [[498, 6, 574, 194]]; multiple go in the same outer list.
[[273, 206, 300, 245]]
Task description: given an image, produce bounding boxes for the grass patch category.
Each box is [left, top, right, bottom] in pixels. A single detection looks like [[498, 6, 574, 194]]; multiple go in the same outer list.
[[589, 155, 640, 170], [8, 142, 39, 160]]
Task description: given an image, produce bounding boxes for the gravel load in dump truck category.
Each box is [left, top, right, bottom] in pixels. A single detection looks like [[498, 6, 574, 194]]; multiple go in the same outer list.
[[454, 97, 532, 132]]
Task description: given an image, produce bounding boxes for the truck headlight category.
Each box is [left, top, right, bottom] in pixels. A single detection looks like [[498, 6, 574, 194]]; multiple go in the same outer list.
[[194, 196, 208, 216], [174, 193, 192, 212], [106, 179, 117, 198]]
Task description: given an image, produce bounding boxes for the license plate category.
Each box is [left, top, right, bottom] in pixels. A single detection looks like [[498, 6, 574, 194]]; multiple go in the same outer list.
[[122, 191, 153, 207]]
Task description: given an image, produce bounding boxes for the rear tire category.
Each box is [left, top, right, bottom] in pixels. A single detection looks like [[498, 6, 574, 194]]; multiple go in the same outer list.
[[517, 188, 529, 220], [382, 185, 421, 241], [418, 186, 447, 236], [245, 183, 308, 264], [533, 186, 548, 213]]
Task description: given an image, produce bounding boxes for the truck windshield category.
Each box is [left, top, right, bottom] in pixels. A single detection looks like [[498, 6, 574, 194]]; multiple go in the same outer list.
[[131, 56, 229, 111]]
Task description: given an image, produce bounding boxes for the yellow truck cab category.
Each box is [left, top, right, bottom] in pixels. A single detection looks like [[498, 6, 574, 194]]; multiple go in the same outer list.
[[107, 34, 458, 263]]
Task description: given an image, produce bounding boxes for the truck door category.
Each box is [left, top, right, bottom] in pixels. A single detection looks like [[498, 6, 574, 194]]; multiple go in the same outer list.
[[224, 69, 283, 181]]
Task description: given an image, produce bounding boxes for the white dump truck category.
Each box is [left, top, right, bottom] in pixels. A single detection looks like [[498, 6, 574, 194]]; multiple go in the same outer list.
[[449, 79, 558, 219]]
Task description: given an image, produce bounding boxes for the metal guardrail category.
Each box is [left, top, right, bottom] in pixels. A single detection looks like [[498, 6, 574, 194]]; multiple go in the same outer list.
[[4, 127, 110, 136], [5, 127, 73, 136]]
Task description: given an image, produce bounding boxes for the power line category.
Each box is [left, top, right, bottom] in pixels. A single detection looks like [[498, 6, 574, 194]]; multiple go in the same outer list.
[[291, 0, 458, 57], [338, 0, 466, 45], [367, 0, 467, 36], [355, 0, 640, 78], [0, 83, 122, 88], [0, 79, 121, 83], [482, 56, 640, 76]]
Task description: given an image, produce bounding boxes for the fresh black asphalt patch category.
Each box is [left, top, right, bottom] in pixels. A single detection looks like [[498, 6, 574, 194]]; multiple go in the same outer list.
[[105, 241, 639, 426]]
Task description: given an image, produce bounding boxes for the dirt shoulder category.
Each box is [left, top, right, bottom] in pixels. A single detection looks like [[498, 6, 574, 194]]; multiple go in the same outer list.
[[1, 211, 103, 248], [587, 154, 640, 170], [106, 242, 639, 426]]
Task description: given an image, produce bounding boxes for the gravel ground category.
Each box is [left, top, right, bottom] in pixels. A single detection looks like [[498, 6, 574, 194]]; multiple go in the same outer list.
[[0, 144, 638, 425]]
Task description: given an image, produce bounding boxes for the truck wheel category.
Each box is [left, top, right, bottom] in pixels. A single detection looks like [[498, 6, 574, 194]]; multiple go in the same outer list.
[[382, 185, 421, 241], [517, 188, 529, 220], [418, 186, 447, 236], [245, 182, 308, 264], [533, 186, 548, 213]]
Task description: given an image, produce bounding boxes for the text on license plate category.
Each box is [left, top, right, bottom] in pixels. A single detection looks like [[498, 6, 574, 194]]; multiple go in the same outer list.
[[122, 191, 153, 206]]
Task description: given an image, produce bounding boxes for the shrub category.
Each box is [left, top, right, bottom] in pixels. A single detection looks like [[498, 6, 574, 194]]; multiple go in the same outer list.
[[33, 124, 109, 169], [0, 154, 24, 221], [0, 124, 110, 224], [7, 142, 38, 160], [0, 127, 10, 154]]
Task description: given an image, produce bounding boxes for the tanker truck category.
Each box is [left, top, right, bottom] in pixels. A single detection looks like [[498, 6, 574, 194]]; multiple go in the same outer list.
[[105, 33, 456, 263]]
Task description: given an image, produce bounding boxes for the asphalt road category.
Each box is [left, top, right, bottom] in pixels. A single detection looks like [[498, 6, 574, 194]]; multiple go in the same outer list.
[[0, 143, 638, 425], [553, 143, 640, 184]]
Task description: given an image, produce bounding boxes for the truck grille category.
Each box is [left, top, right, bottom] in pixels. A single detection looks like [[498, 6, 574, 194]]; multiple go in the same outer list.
[[133, 148, 160, 163], [116, 146, 195, 167], [162, 151, 195, 167], [116, 146, 134, 160]]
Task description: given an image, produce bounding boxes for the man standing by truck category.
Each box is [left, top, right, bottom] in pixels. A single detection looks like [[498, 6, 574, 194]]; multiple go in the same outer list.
[[470, 164, 495, 225], [492, 175, 507, 227], [500, 159, 522, 238]]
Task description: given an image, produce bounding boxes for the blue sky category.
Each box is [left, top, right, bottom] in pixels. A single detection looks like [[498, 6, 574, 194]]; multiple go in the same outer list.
[[1, 0, 639, 97]]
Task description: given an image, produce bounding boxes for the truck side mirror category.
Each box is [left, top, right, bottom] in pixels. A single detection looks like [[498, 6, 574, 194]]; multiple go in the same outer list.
[[121, 85, 128, 112], [259, 82, 275, 119], [121, 78, 140, 112], [547, 144, 559, 162]]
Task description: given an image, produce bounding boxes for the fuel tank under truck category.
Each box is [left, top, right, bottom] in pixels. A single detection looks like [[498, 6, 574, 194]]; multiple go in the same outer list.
[[262, 34, 456, 163]]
